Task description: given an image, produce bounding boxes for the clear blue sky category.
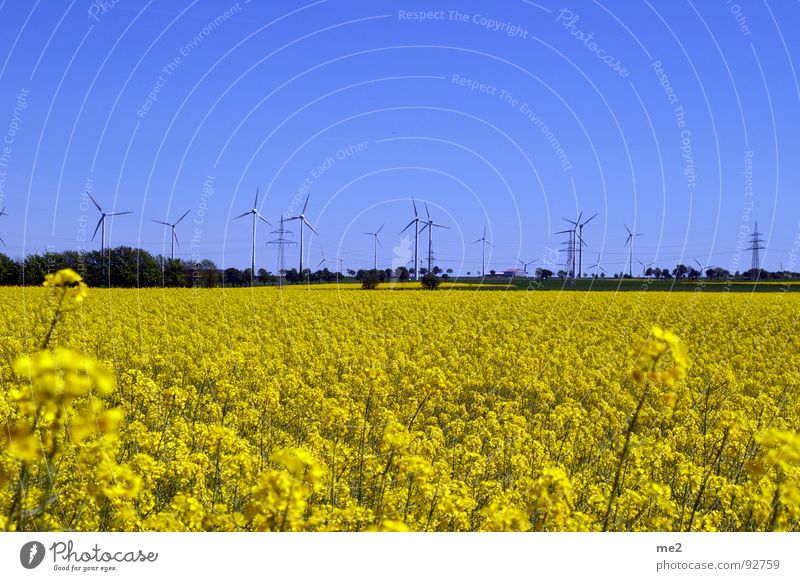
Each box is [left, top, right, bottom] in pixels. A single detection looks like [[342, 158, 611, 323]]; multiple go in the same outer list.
[[0, 0, 798, 274]]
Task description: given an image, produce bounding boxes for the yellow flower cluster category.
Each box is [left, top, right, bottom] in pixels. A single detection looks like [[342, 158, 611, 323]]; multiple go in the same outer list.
[[1, 283, 799, 531], [42, 268, 88, 303]]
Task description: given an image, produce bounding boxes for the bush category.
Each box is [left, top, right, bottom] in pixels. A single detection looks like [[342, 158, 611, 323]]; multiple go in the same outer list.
[[361, 271, 380, 290], [421, 273, 441, 290]]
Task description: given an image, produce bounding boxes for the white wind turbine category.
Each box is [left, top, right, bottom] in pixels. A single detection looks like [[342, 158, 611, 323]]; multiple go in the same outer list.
[[151, 209, 190, 260], [624, 224, 643, 278], [473, 226, 493, 277], [233, 189, 270, 284], [318, 248, 335, 268], [0, 206, 7, 247], [363, 224, 384, 271], [88, 192, 133, 253], [399, 197, 422, 280], [287, 194, 317, 275], [419, 203, 449, 273], [589, 255, 606, 278], [518, 258, 538, 275]]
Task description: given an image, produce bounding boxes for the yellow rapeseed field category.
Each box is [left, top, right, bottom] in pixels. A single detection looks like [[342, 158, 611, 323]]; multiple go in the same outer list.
[[1, 271, 799, 532]]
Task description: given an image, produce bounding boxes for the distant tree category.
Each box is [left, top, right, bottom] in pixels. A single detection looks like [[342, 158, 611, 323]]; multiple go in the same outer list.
[[284, 268, 299, 284], [645, 267, 654, 278], [163, 258, 188, 287], [446, 268, 453, 276], [432, 265, 442, 275], [557, 269, 568, 279], [224, 267, 243, 286], [420, 272, 441, 290], [419, 267, 428, 276], [257, 268, 269, 284], [347, 269, 356, 277], [673, 264, 689, 279], [396, 266, 410, 282], [536, 268, 553, 280], [361, 270, 380, 290], [0, 253, 20, 285], [489, 269, 496, 276], [653, 267, 662, 279]]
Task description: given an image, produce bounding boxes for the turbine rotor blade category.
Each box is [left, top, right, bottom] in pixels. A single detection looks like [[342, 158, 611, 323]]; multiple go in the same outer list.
[[302, 194, 310, 214], [91, 217, 103, 241], [257, 213, 271, 225], [152, 219, 171, 226], [87, 192, 102, 212], [108, 211, 133, 216], [233, 211, 251, 220], [400, 220, 416, 234], [377, 223, 384, 234], [175, 210, 191, 225], [173, 229, 180, 249], [584, 212, 598, 226], [304, 219, 318, 235]]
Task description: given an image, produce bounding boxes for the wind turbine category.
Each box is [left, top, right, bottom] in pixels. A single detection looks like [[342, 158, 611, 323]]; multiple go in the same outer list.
[[0, 206, 7, 247], [624, 224, 643, 278], [88, 192, 133, 253], [635, 258, 653, 278], [363, 224, 384, 270], [151, 209, 190, 260], [694, 258, 713, 279], [589, 256, 606, 278], [233, 188, 270, 284], [287, 194, 317, 275], [518, 258, 538, 275], [419, 203, 449, 273], [576, 213, 596, 277], [473, 226, 493, 277], [562, 212, 596, 278], [318, 248, 336, 270], [399, 197, 422, 280]]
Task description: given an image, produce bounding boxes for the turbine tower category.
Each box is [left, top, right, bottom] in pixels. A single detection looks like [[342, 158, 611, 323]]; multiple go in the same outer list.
[[576, 213, 596, 277], [88, 192, 133, 253], [624, 224, 643, 278], [472, 226, 493, 277], [419, 203, 448, 273], [0, 206, 7, 247], [747, 221, 765, 275], [399, 197, 422, 280], [363, 224, 384, 270], [287, 194, 317, 276], [151, 209, 190, 260], [233, 188, 270, 285]]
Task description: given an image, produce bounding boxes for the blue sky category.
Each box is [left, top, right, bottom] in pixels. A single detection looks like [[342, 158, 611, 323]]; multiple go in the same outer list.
[[0, 0, 798, 274]]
